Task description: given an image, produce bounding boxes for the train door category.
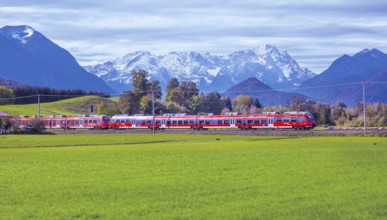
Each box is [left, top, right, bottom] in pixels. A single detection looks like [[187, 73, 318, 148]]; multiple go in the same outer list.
[[268, 117, 274, 127], [161, 118, 166, 128], [230, 118, 236, 128]]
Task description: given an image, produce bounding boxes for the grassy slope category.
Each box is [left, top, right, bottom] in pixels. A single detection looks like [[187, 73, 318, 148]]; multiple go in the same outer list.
[[0, 134, 386, 219], [0, 96, 117, 116]]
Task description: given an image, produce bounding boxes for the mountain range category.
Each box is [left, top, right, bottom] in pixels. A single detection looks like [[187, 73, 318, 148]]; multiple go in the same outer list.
[[0, 25, 113, 94], [223, 77, 308, 106], [1, 25, 387, 106], [84, 45, 316, 93], [298, 49, 387, 105]]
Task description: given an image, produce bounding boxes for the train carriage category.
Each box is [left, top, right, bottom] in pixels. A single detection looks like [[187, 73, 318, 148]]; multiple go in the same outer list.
[[195, 114, 245, 130], [159, 114, 197, 129], [12, 115, 110, 130]]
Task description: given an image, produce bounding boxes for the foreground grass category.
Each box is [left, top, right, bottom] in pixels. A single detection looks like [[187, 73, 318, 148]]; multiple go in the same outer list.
[[0, 134, 386, 219]]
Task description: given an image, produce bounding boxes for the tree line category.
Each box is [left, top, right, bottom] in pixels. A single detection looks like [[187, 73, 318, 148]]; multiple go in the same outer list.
[[101, 69, 261, 116], [1, 69, 386, 127], [94, 69, 387, 127]]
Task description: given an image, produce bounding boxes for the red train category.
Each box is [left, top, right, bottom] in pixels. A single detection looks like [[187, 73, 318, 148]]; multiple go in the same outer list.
[[109, 112, 317, 130], [12, 115, 110, 130], [11, 111, 316, 131]]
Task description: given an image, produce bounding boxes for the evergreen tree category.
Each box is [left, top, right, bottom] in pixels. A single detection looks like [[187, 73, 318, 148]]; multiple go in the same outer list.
[[254, 98, 262, 108], [165, 78, 180, 101], [118, 91, 140, 114], [204, 92, 223, 114], [148, 80, 162, 99], [224, 97, 233, 112], [169, 87, 184, 106], [131, 69, 149, 94]]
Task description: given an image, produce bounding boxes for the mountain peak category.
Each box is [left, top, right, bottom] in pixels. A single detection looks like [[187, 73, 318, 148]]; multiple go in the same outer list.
[[0, 25, 36, 44], [355, 48, 384, 57], [226, 77, 273, 93], [0, 25, 114, 93]]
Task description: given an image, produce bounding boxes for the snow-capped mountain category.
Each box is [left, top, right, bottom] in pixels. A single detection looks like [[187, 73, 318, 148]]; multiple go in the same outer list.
[[84, 45, 315, 93], [0, 25, 114, 93]]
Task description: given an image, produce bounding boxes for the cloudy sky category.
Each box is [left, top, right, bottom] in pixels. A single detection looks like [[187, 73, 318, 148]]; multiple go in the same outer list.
[[1, 0, 387, 73]]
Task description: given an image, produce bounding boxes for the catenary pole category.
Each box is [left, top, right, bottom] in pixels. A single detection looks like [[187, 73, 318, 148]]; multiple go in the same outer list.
[[363, 82, 366, 135], [152, 90, 155, 133], [38, 94, 40, 121]]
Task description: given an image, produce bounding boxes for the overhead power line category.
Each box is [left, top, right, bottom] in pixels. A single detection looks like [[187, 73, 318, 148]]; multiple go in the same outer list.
[[0, 81, 387, 100]]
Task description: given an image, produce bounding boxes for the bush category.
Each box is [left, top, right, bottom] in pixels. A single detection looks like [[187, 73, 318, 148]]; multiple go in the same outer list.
[[26, 120, 47, 134]]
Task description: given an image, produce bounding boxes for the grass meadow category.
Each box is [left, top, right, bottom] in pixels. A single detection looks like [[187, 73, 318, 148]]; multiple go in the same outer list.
[[0, 96, 116, 116], [0, 133, 386, 219]]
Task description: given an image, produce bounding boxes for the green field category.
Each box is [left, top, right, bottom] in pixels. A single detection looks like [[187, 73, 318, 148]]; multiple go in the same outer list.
[[0, 96, 116, 116], [0, 134, 386, 219]]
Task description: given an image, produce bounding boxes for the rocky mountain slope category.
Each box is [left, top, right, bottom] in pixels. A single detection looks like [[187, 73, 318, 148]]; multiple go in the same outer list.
[[85, 45, 315, 93]]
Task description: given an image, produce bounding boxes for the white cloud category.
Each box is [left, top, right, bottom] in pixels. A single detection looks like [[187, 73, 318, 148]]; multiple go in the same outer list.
[[1, 0, 387, 73]]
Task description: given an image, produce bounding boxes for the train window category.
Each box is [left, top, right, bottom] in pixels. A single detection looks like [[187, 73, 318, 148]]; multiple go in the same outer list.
[[247, 120, 253, 124], [167, 121, 171, 125], [236, 120, 242, 124], [147, 120, 151, 124], [261, 120, 267, 124], [291, 117, 298, 122], [205, 120, 210, 125], [93, 120, 97, 124], [199, 120, 204, 124], [172, 121, 177, 125], [189, 120, 195, 124], [224, 120, 230, 124], [299, 117, 306, 122], [283, 118, 290, 122], [178, 121, 183, 125], [183, 120, 188, 125], [275, 118, 282, 122], [141, 121, 146, 125], [253, 120, 260, 124], [218, 120, 222, 124], [125, 119, 131, 123]]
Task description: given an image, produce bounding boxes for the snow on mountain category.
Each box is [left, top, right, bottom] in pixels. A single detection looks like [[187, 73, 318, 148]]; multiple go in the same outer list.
[[85, 44, 316, 93], [0, 25, 35, 44], [0, 25, 114, 93]]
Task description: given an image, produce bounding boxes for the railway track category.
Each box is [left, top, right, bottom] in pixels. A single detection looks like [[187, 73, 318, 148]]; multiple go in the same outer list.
[[49, 128, 386, 135]]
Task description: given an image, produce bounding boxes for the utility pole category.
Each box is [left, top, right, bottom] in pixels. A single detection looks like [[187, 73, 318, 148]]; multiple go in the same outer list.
[[152, 90, 155, 133], [38, 94, 41, 121], [363, 82, 366, 135]]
